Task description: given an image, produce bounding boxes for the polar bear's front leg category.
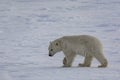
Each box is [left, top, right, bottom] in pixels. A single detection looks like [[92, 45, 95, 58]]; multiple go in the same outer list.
[[62, 57, 73, 67], [79, 55, 93, 67], [63, 57, 70, 67], [63, 53, 76, 67], [63, 57, 67, 65]]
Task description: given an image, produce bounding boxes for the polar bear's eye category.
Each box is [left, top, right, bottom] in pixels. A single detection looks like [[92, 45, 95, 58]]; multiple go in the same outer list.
[[51, 49, 53, 51], [56, 43, 58, 46]]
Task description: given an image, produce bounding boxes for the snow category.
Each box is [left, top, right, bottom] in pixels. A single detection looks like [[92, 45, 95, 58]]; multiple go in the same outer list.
[[0, 0, 120, 80]]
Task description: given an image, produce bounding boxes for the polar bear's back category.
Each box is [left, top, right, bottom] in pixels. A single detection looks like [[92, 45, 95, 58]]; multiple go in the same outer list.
[[61, 35, 103, 53], [62, 35, 101, 44]]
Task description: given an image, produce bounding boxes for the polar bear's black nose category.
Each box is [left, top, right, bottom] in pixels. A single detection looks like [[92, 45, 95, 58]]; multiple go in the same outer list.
[[49, 54, 52, 57]]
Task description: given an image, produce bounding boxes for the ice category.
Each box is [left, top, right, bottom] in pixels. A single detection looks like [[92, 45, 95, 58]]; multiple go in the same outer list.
[[0, 0, 120, 80]]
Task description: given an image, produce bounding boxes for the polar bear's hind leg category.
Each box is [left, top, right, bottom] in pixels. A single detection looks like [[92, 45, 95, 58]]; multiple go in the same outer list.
[[94, 52, 108, 67]]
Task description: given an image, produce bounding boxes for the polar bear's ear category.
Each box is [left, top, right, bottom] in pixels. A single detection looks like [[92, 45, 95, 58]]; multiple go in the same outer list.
[[50, 42, 52, 44]]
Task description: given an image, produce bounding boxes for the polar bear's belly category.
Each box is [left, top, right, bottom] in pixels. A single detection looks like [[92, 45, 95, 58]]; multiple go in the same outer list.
[[72, 45, 87, 57]]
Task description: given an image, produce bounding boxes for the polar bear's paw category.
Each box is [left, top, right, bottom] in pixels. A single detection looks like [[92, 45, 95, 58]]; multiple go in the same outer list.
[[62, 65, 71, 67], [98, 64, 107, 68], [63, 57, 67, 65], [78, 63, 90, 67]]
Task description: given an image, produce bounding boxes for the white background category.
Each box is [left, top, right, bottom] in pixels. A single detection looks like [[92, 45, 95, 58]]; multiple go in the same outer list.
[[0, 0, 120, 80]]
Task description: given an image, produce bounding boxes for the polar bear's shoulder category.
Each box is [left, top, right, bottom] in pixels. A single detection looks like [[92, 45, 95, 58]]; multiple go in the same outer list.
[[60, 35, 83, 44]]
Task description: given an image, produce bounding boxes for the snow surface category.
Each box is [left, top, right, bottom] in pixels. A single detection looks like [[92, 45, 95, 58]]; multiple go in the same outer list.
[[0, 0, 120, 80]]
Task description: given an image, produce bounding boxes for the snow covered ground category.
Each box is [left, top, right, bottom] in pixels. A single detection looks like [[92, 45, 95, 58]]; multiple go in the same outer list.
[[0, 0, 120, 80]]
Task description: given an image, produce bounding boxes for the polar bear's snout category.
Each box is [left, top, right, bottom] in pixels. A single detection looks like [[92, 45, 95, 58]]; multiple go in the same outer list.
[[49, 48, 54, 57], [49, 52, 53, 57], [49, 51, 55, 57], [49, 53, 52, 57], [48, 40, 62, 57], [49, 49, 55, 57]]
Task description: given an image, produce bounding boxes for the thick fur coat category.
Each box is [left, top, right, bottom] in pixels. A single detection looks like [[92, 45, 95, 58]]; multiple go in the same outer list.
[[48, 35, 108, 67]]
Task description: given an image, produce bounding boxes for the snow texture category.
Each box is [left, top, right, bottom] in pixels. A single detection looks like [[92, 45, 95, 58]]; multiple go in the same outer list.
[[0, 0, 120, 80]]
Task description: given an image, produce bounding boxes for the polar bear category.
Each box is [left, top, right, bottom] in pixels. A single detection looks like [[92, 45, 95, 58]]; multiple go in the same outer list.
[[48, 35, 108, 68]]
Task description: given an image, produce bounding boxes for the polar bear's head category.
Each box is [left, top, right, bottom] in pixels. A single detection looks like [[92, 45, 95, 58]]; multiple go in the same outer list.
[[48, 39, 62, 57]]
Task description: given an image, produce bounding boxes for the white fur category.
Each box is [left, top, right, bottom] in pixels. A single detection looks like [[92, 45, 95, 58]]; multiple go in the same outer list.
[[48, 35, 108, 67]]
